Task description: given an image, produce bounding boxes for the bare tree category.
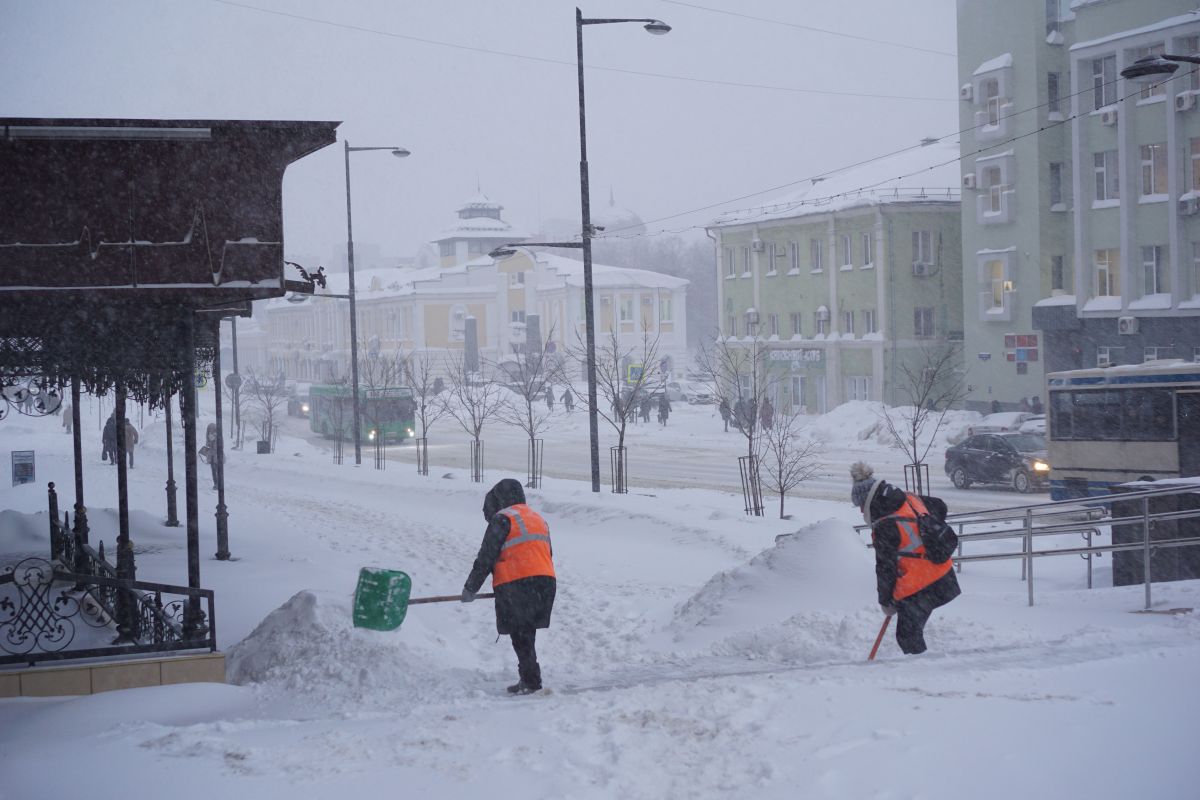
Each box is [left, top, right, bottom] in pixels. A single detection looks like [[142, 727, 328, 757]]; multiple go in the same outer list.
[[755, 405, 823, 519], [358, 344, 406, 468], [243, 369, 288, 453], [494, 327, 557, 487], [565, 326, 662, 492], [222, 376, 246, 450], [696, 326, 780, 514], [878, 344, 968, 494], [443, 350, 507, 482], [404, 349, 449, 475]]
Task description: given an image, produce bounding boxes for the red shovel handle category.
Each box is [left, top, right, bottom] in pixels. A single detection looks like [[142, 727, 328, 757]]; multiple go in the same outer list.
[[868, 615, 893, 661], [409, 592, 495, 605]]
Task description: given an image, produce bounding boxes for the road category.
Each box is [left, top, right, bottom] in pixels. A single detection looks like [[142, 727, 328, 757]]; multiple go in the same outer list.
[[280, 402, 1042, 514]]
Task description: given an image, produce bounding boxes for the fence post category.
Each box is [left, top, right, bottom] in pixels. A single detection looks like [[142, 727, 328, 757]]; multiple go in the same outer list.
[[470, 439, 484, 483], [527, 439, 544, 489], [1025, 507, 1034, 607], [609, 446, 628, 494], [48, 482, 60, 561], [415, 438, 429, 476], [1143, 496, 1152, 611]]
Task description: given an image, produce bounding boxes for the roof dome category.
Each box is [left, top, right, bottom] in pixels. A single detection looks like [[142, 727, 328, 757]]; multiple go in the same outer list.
[[591, 188, 645, 236]]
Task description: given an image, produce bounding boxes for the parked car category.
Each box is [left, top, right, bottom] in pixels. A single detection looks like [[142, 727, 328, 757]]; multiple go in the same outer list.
[[966, 411, 1036, 437], [662, 381, 686, 402], [683, 381, 715, 404], [1018, 414, 1046, 434], [944, 431, 1050, 493]]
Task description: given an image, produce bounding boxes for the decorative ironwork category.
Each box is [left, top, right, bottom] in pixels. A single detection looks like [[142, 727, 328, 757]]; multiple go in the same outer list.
[[0, 375, 62, 421], [0, 558, 82, 656]]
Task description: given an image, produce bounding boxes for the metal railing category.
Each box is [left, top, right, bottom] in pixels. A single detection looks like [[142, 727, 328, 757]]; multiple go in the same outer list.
[[856, 483, 1200, 609]]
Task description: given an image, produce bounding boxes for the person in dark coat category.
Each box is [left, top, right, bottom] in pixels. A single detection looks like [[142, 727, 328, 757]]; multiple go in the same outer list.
[[123, 420, 139, 469], [102, 413, 117, 464], [204, 422, 221, 490], [760, 397, 774, 432], [545, 386, 554, 411], [851, 462, 960, 655], [657, 392, 671, 426], [561, 387, 574, 412], [640, 392, 652, 424], [463, 478, 556, 694], [719, 399, 731, 432]]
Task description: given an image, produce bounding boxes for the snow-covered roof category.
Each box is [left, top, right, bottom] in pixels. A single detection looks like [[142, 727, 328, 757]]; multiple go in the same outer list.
[[532, 251, 688, 290], [710, 140, 961, 228], [1070, 11, 1200, 51], [973, 53, 1012, 76]]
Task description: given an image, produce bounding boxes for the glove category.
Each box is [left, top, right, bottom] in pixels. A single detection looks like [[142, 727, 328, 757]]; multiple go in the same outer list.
[[461, 588, 476, 603], [880, 603, 898, 617]]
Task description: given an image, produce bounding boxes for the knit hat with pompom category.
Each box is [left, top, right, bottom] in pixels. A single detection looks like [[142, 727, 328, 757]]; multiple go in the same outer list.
[[850, 461, 879, 511]]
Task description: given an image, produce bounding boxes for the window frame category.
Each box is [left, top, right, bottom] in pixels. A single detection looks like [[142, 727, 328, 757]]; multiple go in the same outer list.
[[1095, 248, 1120, 297], [1092, 54, 1117, 110], [810, 238, 824, 272], [914, 306, 935, 338], [1141, 245, 1167, 296], [1139, 143, 1168, 198], [1094, 150, 1119, 203]]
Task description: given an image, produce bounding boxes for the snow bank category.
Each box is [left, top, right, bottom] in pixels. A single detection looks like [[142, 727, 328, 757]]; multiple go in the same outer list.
[[804, 400, 979, 451], [226, 590, 480, 710]]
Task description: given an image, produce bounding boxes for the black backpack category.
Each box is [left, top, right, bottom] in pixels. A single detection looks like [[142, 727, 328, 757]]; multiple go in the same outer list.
[[872, 505, 958, 565]]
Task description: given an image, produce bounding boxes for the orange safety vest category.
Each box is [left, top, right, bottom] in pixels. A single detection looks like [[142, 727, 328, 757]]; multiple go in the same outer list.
[[492, 504, 555, 587], [879, 494, 953, 601]]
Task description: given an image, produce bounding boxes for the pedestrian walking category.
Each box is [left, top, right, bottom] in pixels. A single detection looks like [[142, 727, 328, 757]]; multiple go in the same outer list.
[[62, 403, 73, 434], [760, 397, 774, 432], [561, 387, 574, 413], [462, 478, 556, 694], [719, 399, 731, 433], [203, 422, 221, 490], [640, 392, 652, 424], [102, 412, 117, 464], [850, 462, 960, 655], [657, 392, 671, 426], [123, 420, 139, 469], [545, 386, 554, 411]]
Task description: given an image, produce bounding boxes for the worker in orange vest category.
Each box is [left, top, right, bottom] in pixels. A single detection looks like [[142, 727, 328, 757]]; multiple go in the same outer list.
[[463, 478, 556, 694], [851, 462, 961, 655]]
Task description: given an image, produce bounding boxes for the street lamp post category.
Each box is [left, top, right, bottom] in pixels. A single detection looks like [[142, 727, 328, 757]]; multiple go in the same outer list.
[[343, 141, 410, 465], [1120, 54, 1200, 83], [574, 8, 670, 492]]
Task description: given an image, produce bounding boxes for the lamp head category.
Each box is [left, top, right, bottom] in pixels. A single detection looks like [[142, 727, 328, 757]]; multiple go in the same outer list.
[[644, 20, 671, 35], [390, 148, 411, 158], [286, 292, 310, 304], [489, 246, 518, 260], [1121, 55, 1179, 84]]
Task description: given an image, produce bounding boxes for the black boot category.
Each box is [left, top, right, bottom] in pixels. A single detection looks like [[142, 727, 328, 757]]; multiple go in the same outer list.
[[507, 662, 542, 694]]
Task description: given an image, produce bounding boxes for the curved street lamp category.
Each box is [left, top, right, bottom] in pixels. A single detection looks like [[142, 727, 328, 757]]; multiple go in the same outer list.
[[575, 7, 670, 492], [1120, 54, 1199, 83], [344, 141, 410, 465]]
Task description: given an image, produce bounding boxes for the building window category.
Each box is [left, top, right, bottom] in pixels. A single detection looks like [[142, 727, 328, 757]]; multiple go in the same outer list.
[[842, 310, 855, 335], [1140, 143, 1167, 197], [1045, 0, 1061, 35], [862, 309, 877, 334], [450, 304, 467, 341], [816, 316, 828, 336], [1095, 248, 1120, 297], [1097, 346, 1122, 367], [727, 315, 737, 337], [845, 376, 870, 402], [810, 238, 823, 271], [724, 247, 735, 277], [1134, 44, 1166, 100], [1094, 150, 1119, 202], [983, 77, 1001, 126], [914, 307, 934, 338], [741, 247, 751, 275], [468, 240, 488, 256], [912, 230, 933, 264], [511, 310, 526, 323], [1092, 55, 1117, 109], [619, 295, 634, 323], [1141, 246, 1167, 296], [1047, 72, 1061, 114], [987, 259, 1010, 309], [509, 271, 525, 286], [839, 234, 852, 268], [1180, 36, 1200, 91], [1051, 255, 1065, 292], [439, 241, 456, 258], [1191, 139, 1200, 192], [768, 313, 779, 336], [658, 297, 673, 322], [790, 312, 802, 336], [1193, 243, 1200, 297], [790, 375, 805, 409], [788, 241, 800, 273], [862, 233, 874, 267], [767, 242, 779, 275], [1049, 162, 1064, 207], [1145, 346, 1174, 362], [984, 166, 1005, 214]]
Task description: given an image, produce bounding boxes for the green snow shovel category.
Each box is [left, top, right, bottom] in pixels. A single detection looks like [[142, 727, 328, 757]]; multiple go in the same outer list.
[[352, 567, 494, 631]]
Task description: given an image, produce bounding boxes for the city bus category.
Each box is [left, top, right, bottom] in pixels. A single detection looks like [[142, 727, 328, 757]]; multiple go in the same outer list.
[[1046, 361, 1200, 499], [308, 385, 417, 444]]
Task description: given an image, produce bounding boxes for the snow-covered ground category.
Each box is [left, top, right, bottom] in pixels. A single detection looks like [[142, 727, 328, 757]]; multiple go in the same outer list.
[[1, 392, 1196, 799]]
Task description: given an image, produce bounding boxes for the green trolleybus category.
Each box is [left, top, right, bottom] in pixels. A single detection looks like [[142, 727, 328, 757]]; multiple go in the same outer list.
[[1046, 361, 1200, 500], [308, 385, 416, 444]]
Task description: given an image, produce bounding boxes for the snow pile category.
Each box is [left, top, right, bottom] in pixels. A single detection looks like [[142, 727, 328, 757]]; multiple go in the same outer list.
[[665, 519, 876, 663], [805, 401, 980, 451], [226, 590, 478, 709]]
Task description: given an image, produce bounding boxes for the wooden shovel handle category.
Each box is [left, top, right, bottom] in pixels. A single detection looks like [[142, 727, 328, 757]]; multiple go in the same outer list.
[[409, 592, 495, 605]]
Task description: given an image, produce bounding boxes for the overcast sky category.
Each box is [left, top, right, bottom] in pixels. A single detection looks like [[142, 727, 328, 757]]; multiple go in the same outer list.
[[1, 0, 958, 265]]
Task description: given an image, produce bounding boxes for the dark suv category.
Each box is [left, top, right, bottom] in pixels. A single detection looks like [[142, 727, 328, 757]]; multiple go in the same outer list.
[[944, 432, 1050, 493]]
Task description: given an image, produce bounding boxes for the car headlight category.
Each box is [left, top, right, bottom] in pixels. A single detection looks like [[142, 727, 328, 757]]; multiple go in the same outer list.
[[406, 428, 414, 436], [368, 429, 377, 441], [301, 403, 309, 413], [1032, 460, 1050, 472]]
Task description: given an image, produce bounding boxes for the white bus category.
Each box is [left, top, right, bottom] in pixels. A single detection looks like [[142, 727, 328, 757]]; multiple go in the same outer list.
[[1046, 361, 1200, 500]]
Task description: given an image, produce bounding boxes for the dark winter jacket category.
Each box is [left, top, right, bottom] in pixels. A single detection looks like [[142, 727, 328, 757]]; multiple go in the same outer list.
[[102, 416, 117, 449], [464, 478, 556, 635], [868, 485, 961, 610]]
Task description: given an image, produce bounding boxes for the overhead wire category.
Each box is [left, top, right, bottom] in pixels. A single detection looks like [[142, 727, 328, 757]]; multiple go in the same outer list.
[[205, 0, 955, 102]]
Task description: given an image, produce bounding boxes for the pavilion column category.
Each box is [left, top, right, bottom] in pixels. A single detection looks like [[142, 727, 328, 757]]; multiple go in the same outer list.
[[181, 315, 204, 636], [213, 319, 230, 560], [70, 376, 89, 551], [114, 383, 138, 642]]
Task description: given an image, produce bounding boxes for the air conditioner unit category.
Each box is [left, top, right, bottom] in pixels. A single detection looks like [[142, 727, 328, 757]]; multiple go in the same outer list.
[[751, 240, 765, 253], [962, 173, 977, 189], [1117, 316, 1139, 335], [912, 262, 931, 277], [960, 84, 973, 102], [1100, 108, 1118, 126], [1176, 92, 1197, 112], [1180, 196, 1200, 216]]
